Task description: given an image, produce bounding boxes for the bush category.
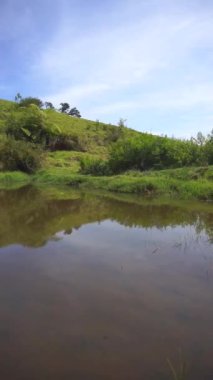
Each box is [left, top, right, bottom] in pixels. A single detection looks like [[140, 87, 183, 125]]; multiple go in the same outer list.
[[108, 135, 206, 174], [80, 156, 110, 175], [47, 133, 87, 152], [5, 104, 49, 145], [205, 139, 213, 165], [0, 137, 43, 173], [105, 124, 124, 143], [18, 97, 43, 108]]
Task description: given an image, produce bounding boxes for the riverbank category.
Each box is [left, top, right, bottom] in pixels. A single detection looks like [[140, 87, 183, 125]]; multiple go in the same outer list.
[[0, 166, 212, 200]]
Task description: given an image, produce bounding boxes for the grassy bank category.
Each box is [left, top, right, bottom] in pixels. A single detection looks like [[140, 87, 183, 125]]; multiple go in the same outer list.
[[0, 166, 212, 200], [0, 171, 31, 189]]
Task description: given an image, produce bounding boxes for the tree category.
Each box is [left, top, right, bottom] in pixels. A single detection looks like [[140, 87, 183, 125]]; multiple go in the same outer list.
[[117, 118, 127, 127], [44, 101, 54, 110], [18, 97, 43, 109], [207, 129, 213, 141], [196, 131, 206, 146], [15, 93, 22, 103], [68, 107, 81, 118], [205, 129, 213, 164], [59, 103, 70, 113]]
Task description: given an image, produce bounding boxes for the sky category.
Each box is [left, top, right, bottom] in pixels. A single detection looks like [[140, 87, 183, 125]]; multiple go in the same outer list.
[[0, 0, 213, 138]]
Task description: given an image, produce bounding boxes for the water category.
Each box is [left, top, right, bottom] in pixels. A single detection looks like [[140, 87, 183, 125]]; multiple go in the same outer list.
[[0, 186, 212, 380]]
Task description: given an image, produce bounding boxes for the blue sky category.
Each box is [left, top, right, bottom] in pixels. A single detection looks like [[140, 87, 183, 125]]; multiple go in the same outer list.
[[1, 0, 213, 138]]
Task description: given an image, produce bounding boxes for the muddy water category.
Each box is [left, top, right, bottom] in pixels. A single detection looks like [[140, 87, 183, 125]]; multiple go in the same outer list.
[[0, 186, 212, 380]]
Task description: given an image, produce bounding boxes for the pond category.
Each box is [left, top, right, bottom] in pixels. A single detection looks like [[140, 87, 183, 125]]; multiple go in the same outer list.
[[0, 186, 212, 380]]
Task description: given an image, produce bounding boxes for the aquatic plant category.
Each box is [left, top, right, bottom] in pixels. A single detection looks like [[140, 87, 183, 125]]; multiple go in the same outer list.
[[167, 351, 187, 380]]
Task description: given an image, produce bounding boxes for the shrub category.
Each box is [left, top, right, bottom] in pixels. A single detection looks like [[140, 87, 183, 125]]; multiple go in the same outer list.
[[5, 104, 49, 145], [205, 139, 213, 165], [105, 124, 124, 143], [0, 137, 43, 173], [108, 135, 206, 174], [47, 133, 87, 152], [18, 97, 43, 108], [80, 156, 110, 176]]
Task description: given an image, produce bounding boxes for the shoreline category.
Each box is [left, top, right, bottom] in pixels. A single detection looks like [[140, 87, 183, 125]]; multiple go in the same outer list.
[[0, 169, 212, 201]]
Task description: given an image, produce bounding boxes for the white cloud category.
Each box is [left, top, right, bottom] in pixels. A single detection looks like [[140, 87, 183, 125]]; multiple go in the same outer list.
[[43, 83, 111, 106], [29, 0, 213, 135], [35, 4, 213, 90], [86, 83, 213, 116]]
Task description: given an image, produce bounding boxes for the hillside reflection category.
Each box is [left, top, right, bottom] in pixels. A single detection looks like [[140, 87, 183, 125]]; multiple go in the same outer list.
[[0, 186, 212, 247]]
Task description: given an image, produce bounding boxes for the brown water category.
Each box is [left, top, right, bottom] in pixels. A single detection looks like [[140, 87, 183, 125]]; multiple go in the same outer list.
[[0, 186, 213, 380]]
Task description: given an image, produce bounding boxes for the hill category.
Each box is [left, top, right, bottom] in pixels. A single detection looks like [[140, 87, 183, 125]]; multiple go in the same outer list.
[[0, 98, 142, 172], [0, 98, 140, 151], [0, 98, 212, 200]]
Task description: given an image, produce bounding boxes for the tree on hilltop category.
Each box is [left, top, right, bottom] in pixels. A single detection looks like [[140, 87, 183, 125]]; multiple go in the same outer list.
[[68, 107, 81, 118], [15, 93, 22, 103], [59, 103, 70, 113], [45, 101, 54, 110]]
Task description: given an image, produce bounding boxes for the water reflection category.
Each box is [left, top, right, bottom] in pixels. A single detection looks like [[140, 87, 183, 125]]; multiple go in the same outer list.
[[0, 185, 212, 247], [0, 186, 212, 380]]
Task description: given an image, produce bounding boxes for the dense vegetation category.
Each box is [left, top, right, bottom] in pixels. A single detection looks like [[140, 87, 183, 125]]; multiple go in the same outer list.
[[80, 130, 213, 175], [0, 96, 212, 199]]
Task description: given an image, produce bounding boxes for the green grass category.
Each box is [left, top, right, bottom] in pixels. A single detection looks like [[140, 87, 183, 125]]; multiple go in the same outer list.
[[45, 151, 104, 172], [0, 167, 205, 200], [0, 171, 31, 189], [0, 165, 212, 200], [125, 166, 213, 181]]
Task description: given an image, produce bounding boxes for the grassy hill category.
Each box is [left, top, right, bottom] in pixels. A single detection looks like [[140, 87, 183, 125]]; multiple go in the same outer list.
[[0, 97, 155, 176], [0, 98, 140, 170], [0, 99, 140, 147], [0, 98, 212, 200]]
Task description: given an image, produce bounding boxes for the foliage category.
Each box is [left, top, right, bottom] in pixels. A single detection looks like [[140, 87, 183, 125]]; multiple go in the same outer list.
[[44, 102, 54, 110], [69, 107, 81, 118], [47, 133, 87, 152], [117, 118, 127, 127], [18, 96, 44, 109], [80, 156, 110, 175], [204, 129, 213, 164], [104, 123, 125, 143], [108, 134, 206, 173], [14, 93, 22, 103], [33, 167, 213, 200], [5, 104, 49, 145], [59, 102, 70, 113], [0, 171, 30, 189], [0, 137, 43, 173]]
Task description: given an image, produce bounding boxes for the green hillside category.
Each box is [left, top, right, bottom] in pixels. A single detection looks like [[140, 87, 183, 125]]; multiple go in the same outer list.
[[0, 98, 140, 171], [0, 98, 139, 152], [0, 98, 212, 200], [0, 97, 156, 175]]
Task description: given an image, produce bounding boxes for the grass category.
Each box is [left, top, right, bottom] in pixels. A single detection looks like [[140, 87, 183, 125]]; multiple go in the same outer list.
[[44, 150, 105, 172], [125, 166, 213, 181], [167, 350, 188, 380], [0, 167, 211, 200], [0, 171, 31, 189]]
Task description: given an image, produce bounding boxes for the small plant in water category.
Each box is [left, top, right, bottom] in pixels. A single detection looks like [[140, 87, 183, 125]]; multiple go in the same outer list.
[[167, 350, 187, 380]]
